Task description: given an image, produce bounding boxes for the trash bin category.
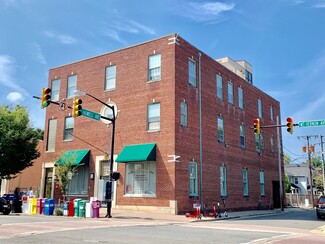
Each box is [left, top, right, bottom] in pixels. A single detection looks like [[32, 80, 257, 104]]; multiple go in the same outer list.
[[78, 200, 88, 218], [74, 199, 81, 217], [49, 199, 55, 215], [68, 200, 75, 217], [92, 200, 101, 218], [28, 198, 34, 214], [44, 198, 50, 215], [37, 198, 45, 214], [63, 201, 69, 216], [32, 198, 37, 215], [22, 196, 29, 214], [85, 202, 92, 218]]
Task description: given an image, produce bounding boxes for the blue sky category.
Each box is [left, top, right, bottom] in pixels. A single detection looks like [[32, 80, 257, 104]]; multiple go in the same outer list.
[[1, 0, 325, 163]]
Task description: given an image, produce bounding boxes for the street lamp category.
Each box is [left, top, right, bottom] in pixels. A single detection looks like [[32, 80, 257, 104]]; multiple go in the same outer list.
[[74, 90, 116, 218]]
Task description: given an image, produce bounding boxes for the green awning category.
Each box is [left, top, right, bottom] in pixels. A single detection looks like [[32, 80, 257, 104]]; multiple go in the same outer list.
[[116, 143, 156, 163], [57, 149, 90, 166]]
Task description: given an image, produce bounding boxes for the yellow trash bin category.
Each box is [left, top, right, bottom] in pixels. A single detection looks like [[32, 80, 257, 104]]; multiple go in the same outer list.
[[32, 198, 37, 215], [28, 198, 33, 215]]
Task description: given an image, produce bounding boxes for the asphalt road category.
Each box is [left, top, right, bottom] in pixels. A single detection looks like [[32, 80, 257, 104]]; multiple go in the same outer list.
[[0, 210, 324, 243]]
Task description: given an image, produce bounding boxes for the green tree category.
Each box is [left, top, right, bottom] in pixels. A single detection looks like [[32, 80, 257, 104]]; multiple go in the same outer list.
[[55, 155, 76, 200], [0, 105, 41, 179], [285, 174, 291, 193], [311, 156, 322, 168], [283, 153, 291, 165]]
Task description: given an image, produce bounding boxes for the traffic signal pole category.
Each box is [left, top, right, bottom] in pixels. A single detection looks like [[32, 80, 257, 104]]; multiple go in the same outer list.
[[276, 116, 284, 211]]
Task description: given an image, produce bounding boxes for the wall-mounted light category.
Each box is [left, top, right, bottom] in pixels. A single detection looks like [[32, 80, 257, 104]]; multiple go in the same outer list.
[[90, 173, 94, 179]]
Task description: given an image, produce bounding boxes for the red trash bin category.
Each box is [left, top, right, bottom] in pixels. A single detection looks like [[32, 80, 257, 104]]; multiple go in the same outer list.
[[92, 200, 100, 218], [68, 201, 74, 217], [37, 198, 44, 214]]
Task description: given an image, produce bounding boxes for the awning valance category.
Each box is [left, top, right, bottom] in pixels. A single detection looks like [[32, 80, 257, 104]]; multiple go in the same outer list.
[[115, 143, 156, 163], [57, 149, 90, 166]]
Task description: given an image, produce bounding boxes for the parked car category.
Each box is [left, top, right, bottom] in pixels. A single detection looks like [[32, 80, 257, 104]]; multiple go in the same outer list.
[[316, 195, 325, 219], [0, 197, 11, 215]]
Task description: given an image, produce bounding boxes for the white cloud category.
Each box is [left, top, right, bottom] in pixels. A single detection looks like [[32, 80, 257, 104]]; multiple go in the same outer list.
[[32, 43, 46, 64], [0, 54, 24, 91], [6, 91, 24, 103], [44, 31, 77, 45], [128, 20, 155, 35], [312, 3, 325, 8], [176, 1, 235, 22]]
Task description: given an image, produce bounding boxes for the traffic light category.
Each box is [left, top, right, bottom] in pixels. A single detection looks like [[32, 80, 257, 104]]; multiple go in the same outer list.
[[41, 88, 51, 108], [286, 117, 294, 134], [73, 98, 83, 117], [253, 118, 260, 134]]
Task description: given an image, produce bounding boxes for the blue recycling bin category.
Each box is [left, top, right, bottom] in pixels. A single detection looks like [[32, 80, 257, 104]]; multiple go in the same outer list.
[[44, 199, 50, 215], [49, 199, 55, 215]]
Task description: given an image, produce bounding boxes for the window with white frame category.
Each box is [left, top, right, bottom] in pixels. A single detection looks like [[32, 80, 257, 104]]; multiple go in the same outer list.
[[68, 165, 89, 195], [105, 65, 116, 90], [228, 82, 234, 104], [188, 59, 196, 86], [294, 177, 298, 184], [181, 101, 188, 127], [67, 75, 77, 98], [148, 54, 161, 81], [51, 79, 60, 101], [238, 87, 244, 109], [64, 117, 74, 141], [125, 161, 156, 196], [46, 119, 57, 152], [270, 105, 274, 121], [220, 165, 227, 197], [243, 168, 249, 196], [240, 124, 245, 148], [218, 116, 224, 142], [189, 162, 198, 196], [260, 171, 265, 196], [258, 98, 263, 118], [216, 74, 223, 100], [255, 134, 260, 152], [147, 103, 160, 131]]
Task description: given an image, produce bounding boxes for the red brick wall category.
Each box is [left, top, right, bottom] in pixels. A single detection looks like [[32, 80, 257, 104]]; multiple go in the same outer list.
[[43, 34, 283, 214]]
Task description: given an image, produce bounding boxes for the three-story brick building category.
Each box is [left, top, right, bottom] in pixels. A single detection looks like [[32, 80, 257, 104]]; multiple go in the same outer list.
[[41, 33, 283, 214]]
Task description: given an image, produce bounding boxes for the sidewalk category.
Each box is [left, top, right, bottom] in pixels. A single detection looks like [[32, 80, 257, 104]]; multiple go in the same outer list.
[[99, 206, 310, 223]]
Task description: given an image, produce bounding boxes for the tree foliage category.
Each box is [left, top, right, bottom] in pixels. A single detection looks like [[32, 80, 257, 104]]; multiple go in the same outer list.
[[55, 155, 76, 198], [283, 153, 291, 165], [285, 174, 291, 193], [0, 105, 41, 179]]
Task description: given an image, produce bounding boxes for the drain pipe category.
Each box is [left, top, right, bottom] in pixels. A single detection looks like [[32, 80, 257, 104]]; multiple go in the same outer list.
[[198, 52, 203, 207]]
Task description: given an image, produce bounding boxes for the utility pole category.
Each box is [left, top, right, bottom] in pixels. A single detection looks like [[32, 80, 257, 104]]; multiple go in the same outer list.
[[298, 135, 318, 208], [276, 116, 284, 211], [320, 136, 325, 195]]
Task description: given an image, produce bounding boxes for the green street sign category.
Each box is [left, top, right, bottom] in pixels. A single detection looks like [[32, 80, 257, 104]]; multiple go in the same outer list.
[[81, 108, 100, 121], [298, 120, 325, 127]]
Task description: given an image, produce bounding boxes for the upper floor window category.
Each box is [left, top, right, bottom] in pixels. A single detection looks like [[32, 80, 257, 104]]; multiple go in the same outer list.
[[148, 54, 161, 81], [245, 70, 252, 84], [238, 87, 244, 109], [51, 79, 60, 101], [105, 65, 116, 90], [67, 75, 77, 98], [260, 171, 265, 196], [189, 162, 198, 196], [243, 168, 249, 196], [181, 101, 188, 127], [46, 119, 57, 152], [220, 165, 227, 197], [240, 124, 245, 148], [64, 117, 74, 141], [255, 134, 260, 152], [218, 116, 224, 143], [228, 82, 233, 104], [270, 105, 274, 121], [147, 103, 160, 131], [216, 74, 223, 100], [188, 59, 196, 86], [258, 98, 263, 118], [270, 135, 275, 153]]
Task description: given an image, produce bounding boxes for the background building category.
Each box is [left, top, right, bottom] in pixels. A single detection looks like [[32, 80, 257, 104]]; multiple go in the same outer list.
[[41, 33, 283, 214]]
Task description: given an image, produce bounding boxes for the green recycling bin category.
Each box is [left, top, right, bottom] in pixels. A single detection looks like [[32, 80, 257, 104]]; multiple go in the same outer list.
[[78, 200, 88, 218], [74, 199, 81, 217]]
